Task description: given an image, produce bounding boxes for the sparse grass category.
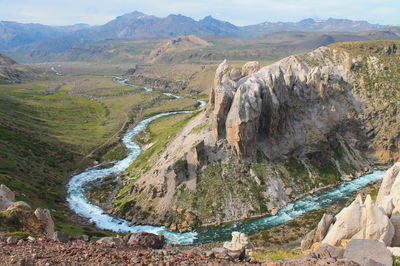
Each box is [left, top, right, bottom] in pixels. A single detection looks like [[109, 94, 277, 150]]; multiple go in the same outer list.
[[128, 112, 196, 174], [0, 72, 202, 235], [114, 112, 199, 214], [310, 160, 341, 185], [251, 248, 302, 262]]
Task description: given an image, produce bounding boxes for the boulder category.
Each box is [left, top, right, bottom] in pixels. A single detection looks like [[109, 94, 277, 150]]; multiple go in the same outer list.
[[322, 195, 365, 246], [301, 229, 316, 251], [223, 231, 249, 252], [34, 208, 55, 239], [363, 195, 394, 246], [314, 214, 335, 242], [322, 195, 394, 246], [389, 169, 400, 215], [376, 162, 400, 205], [6, 236, 19, 245], [241, 61, 260, 76], [53, 231, 69, 243], [381, 195, 394, 216], [314, 243, 344, 259], [211, 247, 229, 259], [387, 247, 400, 257], [343, 239, 393, 266], [96, 237, 124, 247], [127, 232, 165, 249], [230, 68, 242, 81], [0, 184, 15, 211], [390, 214, 400, 246]]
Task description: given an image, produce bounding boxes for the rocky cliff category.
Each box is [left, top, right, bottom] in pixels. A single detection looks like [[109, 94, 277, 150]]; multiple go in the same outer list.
[[113, 41, 400, 230]]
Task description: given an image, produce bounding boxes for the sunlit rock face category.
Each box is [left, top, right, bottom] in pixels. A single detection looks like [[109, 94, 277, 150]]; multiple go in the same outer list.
[[209, 47, 355, 159]]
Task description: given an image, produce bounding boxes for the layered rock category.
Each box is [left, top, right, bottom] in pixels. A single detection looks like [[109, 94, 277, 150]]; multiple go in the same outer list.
[[209, 49, 356, 158]]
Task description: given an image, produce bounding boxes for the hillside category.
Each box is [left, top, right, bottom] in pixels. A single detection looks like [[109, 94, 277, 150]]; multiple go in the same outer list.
[[147, 35, 211, 63], [109, 41, 400, 233], [0, 71, 199, 236], [0, 21, 90, 50], [0, 53, 37, 83]]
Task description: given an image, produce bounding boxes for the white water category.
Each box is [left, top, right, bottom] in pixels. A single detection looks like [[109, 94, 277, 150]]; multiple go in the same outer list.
[[67, 111, 198, 244], [67, 76, 385, 244]]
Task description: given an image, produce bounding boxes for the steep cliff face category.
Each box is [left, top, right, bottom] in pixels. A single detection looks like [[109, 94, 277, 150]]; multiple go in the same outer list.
[[114, 41, 400, 230], [210, 47, 357, 160]]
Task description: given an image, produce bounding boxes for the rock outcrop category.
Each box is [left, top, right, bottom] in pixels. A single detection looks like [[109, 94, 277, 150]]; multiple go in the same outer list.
[[303, 163, 400, 250], [209, 50, 356, 158], [322, 194, 394, 246], [34, 208, 55, 239], [114, 41, 400, 229], [376, 162, 400, 206], [0, 184, 55, 239], [127, 232, 165, 249], [241, 61, 260, 76], [0, 184, 15, 210], [223, 232, 250, 252], [314, 214, 335, 243]]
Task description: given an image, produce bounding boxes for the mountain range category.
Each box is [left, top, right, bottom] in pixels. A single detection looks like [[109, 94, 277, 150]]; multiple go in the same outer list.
[[0, 11, 388, 57]]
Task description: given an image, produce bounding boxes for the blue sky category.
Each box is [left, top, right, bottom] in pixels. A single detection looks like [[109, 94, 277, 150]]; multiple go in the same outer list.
[[0, 0, 399, 26]]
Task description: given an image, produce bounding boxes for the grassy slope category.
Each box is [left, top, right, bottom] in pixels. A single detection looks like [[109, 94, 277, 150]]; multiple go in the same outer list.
[[0, 70, 198, 235], [329, 40, 400, 163]]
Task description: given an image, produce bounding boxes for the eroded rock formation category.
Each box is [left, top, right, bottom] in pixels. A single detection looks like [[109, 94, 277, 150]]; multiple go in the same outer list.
[[114, 42, 400, 229], [303, 163, 400, 251], [209, 48, 356, 158]]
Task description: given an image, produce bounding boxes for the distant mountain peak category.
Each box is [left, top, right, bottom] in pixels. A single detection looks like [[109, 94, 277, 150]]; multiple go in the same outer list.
[[202, 15, 215, 21]]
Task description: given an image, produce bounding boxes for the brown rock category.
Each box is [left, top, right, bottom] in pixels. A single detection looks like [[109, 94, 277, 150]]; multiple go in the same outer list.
[[339, 239, 351, 250], [301, 229, 316, 251], [128, 232, 165, 249], [6, 236, 19, 245], [34, 208, 55, 239], [314, 243, 344, 259], [96, 237, 124, 247], [314, 214, 335, 242], [170, 223, 177, 231], [241, 61, 260, 76]]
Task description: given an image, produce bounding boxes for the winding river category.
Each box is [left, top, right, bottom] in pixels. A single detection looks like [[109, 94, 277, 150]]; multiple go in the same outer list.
[[67, 76, 385, 245]]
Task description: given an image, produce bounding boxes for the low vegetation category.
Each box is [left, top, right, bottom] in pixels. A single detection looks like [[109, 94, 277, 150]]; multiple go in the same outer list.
[[0, 68, 200, 235]]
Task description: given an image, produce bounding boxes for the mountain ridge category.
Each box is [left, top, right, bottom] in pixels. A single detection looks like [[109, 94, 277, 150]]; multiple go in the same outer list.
[[0, 11, 388, 56]]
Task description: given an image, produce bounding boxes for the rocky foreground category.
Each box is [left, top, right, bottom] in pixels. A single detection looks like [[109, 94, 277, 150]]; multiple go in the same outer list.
[[0, 237, 256, 265]]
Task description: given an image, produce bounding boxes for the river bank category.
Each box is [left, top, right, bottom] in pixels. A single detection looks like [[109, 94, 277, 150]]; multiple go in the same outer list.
[[66, 75, 386, 246]]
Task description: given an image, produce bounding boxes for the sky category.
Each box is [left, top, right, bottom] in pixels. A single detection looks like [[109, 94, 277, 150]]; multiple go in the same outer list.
[[0, 0, 399, 26]]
